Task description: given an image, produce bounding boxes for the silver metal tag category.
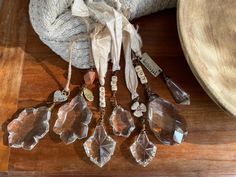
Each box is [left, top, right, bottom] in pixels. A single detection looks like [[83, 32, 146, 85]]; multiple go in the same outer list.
[[140, 53, 162, 77], [53, 90, 69, 103]]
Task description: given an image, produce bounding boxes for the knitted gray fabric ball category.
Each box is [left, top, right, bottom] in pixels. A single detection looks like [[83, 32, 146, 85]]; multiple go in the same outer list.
[[29, 0, 176, 69]]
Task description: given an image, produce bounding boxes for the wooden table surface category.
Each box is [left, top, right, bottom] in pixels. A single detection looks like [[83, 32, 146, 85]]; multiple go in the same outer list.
[[1, 0, 236, 176]]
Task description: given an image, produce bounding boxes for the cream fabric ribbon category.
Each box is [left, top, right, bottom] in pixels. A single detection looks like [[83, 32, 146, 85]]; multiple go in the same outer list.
[[122, 17, 142, 99], [91, 24, 111, 86], [72, 0, 142, 99], [72, 0, 122, 85]]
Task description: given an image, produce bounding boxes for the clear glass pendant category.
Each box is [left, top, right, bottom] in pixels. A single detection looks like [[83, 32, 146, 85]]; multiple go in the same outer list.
[[7, 90, 70, 150], [7, 106, 51, 151], [83, 124, 116, 168], [148, 96, 188, 145], [109, 106, 135, 137], [109, 73, 135, 137], [163, 74, 190, 105], [132, 60, 188, 145], [53, 95, 93, 144], [130, 131, 157, 167]]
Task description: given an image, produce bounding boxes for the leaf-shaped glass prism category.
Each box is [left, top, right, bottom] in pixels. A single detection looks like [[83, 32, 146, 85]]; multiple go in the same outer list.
[[164, 77, 190, 105], [130, 131, 157, 167], [54, 95, 92, 144], [7, 106, 51, 151], [148, 96, 188, 145], [109, 106, 135, 137], [83, 124, 116, 167]]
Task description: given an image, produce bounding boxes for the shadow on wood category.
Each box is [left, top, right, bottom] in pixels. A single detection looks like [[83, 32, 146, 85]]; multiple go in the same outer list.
[[1, 0, 236, 176]]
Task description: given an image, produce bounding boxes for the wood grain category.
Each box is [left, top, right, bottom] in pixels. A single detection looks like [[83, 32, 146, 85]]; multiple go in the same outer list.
[[178, 0, 236, 117], [0, 0, 28, 172], [0, 0, 2, 9], [0, 0, 236, 176]]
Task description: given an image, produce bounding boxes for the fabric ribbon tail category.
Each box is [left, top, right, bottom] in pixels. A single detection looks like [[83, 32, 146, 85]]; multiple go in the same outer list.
[[106, 20, 118, 70], [123, 32, 139, 100], [122, 16, 143, 100], [112, 9, 123, 71], [88, 2, 123, 72], [128, 24, 143, 57], [91, 24, 112, 86], [72, 0, 90, 17]]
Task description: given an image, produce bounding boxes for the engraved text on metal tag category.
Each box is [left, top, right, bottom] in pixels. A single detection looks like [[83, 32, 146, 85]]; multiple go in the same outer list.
[[140, 53, 163, 77]]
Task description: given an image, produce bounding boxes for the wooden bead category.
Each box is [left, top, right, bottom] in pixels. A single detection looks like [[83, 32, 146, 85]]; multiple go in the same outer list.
[[111, 80, 116, 86], [137, 70, 145, 78], [112, 76, 118, 82], [140, 76, 148, 84], [99, 86, 106, 108], [99, 101, 106, 108], [135, 65, 142, 72], [134, 65, 148, 84], [99, 91, 105, 97], [99, 97, 106, 102], [111, 85, 118, 91], [99, 86, 105, 92]]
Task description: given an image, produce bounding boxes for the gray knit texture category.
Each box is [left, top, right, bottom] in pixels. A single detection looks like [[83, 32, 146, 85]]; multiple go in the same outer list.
[[29, 0, 176, 69]]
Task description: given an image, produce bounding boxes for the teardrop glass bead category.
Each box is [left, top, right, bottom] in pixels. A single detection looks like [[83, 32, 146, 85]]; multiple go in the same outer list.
[[54, 95, 92, 144], [148, 97, 188, 145], [84, 71, 96, 86], [83, 124, 116, 167], [130, 131, 157, 167], [164, 77, 190, 105], [109, 106, 135, 137], [7, 106, 51, 150]]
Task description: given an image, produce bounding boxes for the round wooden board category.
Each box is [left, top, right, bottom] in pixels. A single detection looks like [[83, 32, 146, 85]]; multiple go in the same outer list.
[[177, 0, 236, 117]]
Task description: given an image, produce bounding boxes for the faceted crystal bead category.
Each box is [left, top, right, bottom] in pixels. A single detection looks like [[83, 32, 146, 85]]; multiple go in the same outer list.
[[148, 97, 188, 145], [83, 124, 116, 167], [54, 95, 92, 144], [7, 106, 51, 150], [84, 71, 96, 85], [164, 77, 190, 105], [109, 106, 135, 137], [130, 131, 157, 167]]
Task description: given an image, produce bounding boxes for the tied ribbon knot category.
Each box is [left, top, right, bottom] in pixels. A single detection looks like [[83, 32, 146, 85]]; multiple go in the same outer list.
[[72, 0, 142, 100]]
